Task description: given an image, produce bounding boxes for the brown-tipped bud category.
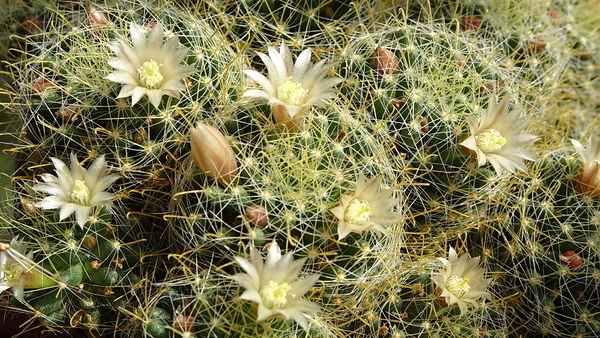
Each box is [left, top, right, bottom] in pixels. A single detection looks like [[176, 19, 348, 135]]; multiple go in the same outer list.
[[22, 16, 43, 35], [372, 46, 399, 75], [190, 122, 238, 184], [560, 250, 583, 269], [245, 205, 269, 227], [87, 3, 109, 35], [174, 315, 195, 333], [549, 9, 563, 21], [57, 104, 82, 124], [30, 77, 59, 97], [578, 47, 595, 61], [522, 37, 546, 56], [82, 235, 97, 249]]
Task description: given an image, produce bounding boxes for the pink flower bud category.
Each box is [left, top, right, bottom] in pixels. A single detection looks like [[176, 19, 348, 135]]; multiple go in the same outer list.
[[372, 46, 399, 75], [461, 16, 482, 31], [190, 122, 238, 184], [245, 205, 269, 227], [174, 315, 195, 333], [560, 250, 583, 269], [87, 3, 109, 35]]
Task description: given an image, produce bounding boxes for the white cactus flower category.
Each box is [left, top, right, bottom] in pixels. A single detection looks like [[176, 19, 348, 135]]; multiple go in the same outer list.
[[32, 154, 119, 228], [460, 96, 539, 175], [432, 247, 491, 314], [105, 22, 197, 108], [232, 241, 320, 331], [243, 43, 342, 129], [330, 174, 401, 240]]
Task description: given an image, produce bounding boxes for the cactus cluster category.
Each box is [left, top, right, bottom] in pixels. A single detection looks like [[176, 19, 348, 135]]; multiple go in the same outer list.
[[0, 0, 600, 337]]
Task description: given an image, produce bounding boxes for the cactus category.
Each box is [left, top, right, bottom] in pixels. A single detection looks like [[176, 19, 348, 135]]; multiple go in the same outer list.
[[0, 0, 600, 337]]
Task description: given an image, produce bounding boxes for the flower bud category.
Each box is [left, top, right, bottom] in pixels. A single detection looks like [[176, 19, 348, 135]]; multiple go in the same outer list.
[[461, 16, 482, 31], [87, 3, 109, 35], [190, 122, 238, 184], [372, 46, 399, 75], [560, 250, 583, 269], [174, 315, 195, 333], [245, 205, 269, 227]]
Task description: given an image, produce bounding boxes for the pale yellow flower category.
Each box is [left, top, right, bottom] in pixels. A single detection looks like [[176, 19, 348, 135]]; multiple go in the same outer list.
[[105, 22, 197, 108], [243, 43, 342, 129], [232, 241, 320, 331], [460, 96, 538, 175], [330, 174, 401, 240], [33, 154, 119, 228], [432, 247, 491, 314]]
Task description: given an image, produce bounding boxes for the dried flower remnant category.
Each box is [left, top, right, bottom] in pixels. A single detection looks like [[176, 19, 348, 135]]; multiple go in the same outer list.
[[330, 174, 401, 240], [33, 154, 119, 228], [232, 241, 320, 331], [432, 247, 491, 314], [105, 22, 197, 108], [190, 122, 238, 185], [243, 43, 342, 130], [460, 96, 538, 175]]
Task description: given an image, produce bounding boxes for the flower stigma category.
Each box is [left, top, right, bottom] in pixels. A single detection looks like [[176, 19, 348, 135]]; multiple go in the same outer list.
[[474, 129, 507, 152], [70, 180, 91, 206], [260, 280, 292, 309], [344, 199, 372, 224], [278, 77, 308, 106], [445, 275, 471, 298], [137, 60, 164, 89]]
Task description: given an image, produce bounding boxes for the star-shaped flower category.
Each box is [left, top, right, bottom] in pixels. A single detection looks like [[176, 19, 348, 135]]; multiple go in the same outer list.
[[330, 174, 401, 240], [32, 154, 119, 228], [460, 96, 539, 175], [232, 241, 320, 331], [243, 43, 342, 129], [105, 22, 197, 108], [432, 247, 491, 314]]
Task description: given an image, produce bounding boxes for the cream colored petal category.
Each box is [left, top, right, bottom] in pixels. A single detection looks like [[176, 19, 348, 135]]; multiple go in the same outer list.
[[105, 71, 138, 85], [89, 192, 115, 206], [337, 220, 353, 239], [130, 86, 148, 106], [35, 197, 66, 210], [288, 274, 320, 297], [244, 70, 276, 95], [256, 303, 274, 321], [146, 89, 164, 108], [59, 203, 78, 220], [292, 48, 312, 79], [130, 23, 148, 47], [234, 257, 260, 289], [75, 206, 91, 228], [278, 43, 294, 76]]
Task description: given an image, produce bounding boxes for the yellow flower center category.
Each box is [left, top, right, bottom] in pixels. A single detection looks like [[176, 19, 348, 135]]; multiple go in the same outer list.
[[344, 198, 372, 225], [70, 180, 91, 206], [277, 77, 308, 106], [260, 280, 292, 309], [137, 59, 164, 89], [474, 129, 507, 152], [1, 262, 24, 284], [445, 275, 471, 298]]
